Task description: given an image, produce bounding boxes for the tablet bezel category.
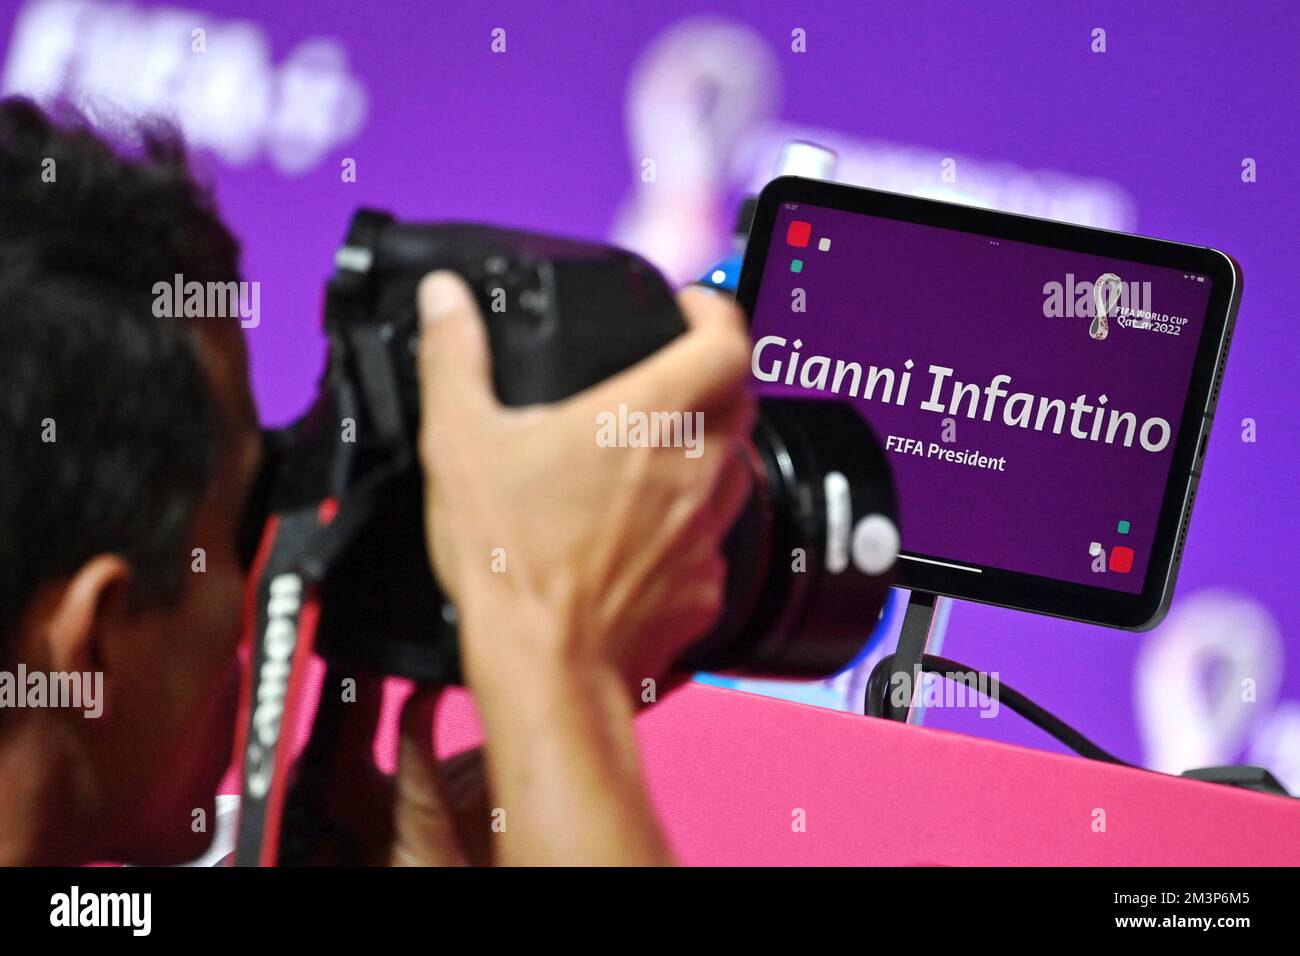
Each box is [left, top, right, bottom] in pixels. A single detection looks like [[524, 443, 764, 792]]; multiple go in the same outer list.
[[736, 176, 1242, 630]]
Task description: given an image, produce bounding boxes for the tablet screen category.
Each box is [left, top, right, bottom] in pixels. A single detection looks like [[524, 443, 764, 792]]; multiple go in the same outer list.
[[749, 201, 1216, 595]]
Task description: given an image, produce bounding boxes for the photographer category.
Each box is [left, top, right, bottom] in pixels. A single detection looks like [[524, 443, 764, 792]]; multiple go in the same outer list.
[[0, 98, 753, 866]]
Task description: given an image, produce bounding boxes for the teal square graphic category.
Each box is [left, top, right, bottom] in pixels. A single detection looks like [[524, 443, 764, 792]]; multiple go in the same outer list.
[[1117, 519, 1130, 534], [790, 259, 804, 273]]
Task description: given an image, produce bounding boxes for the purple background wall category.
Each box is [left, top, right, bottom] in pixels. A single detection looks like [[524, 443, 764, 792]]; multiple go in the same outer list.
[[3, 0, 1297, 783]]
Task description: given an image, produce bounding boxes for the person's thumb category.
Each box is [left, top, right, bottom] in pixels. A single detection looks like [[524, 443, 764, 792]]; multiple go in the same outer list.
[[416, 271, 498, 430], [389, 686, 466, 866]]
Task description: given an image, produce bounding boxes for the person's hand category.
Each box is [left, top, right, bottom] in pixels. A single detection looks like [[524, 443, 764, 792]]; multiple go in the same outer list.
[[300, 680, 485, 866], [388, 690, 492, 867], [415, 273, 755, 696], [413, 272, 753, 865]]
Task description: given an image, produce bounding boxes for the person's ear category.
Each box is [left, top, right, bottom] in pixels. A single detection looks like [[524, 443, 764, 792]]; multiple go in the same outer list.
[[42, 555, 133, 676]]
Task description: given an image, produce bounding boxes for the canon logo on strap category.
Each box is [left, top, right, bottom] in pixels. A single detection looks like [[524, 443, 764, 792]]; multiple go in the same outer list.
[[245, 573, 302, 799]]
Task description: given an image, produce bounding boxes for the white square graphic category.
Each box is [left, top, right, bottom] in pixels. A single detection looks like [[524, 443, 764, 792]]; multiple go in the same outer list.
[[818, 237, 832, 251]]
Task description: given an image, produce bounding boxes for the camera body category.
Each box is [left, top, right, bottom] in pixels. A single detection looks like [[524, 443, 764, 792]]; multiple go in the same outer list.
[[247, 209, 899, 684]]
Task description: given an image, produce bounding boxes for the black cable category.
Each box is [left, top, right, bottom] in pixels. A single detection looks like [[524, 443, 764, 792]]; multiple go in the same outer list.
[[865, 652, 1135, 767]]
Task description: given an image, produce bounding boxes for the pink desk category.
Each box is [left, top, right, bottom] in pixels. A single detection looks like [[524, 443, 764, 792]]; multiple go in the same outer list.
[[432, 681, 1300, 866]]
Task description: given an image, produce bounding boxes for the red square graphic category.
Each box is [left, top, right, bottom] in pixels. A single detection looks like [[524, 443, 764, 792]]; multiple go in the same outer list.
[[1109, 546, 1135, 574], [786, 220, 812, 248]]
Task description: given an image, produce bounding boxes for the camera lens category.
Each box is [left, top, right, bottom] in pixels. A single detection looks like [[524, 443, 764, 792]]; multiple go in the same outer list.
[[675, 396, 899, 676]]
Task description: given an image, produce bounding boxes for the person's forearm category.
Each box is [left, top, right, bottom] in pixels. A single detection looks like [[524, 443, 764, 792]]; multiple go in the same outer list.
[[462, 613, 675, 866]]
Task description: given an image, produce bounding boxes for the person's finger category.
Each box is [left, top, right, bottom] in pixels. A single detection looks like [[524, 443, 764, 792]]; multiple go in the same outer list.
[[439, 747, 494, 866], [699, 383, 757, 446], [440, 747, 488, 808], [704, 441, 756, 537], [416, 271, 499, 435], [582, 286, 752, 417], [676, 285, 747, 333], [389, 685, 467, 866]]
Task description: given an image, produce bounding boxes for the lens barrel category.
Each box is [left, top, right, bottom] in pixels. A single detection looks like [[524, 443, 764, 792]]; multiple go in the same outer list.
[[677, 397, 898, 676]]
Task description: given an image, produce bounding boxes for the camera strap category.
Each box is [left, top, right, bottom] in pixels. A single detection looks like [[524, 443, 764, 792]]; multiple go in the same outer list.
[[232, 442, 413, 864], [231, 501, 334, 866]]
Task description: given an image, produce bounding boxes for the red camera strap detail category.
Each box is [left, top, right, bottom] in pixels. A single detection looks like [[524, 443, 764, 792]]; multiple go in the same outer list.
[[232, 500, 337, 866], [229, 514, 278, 825]]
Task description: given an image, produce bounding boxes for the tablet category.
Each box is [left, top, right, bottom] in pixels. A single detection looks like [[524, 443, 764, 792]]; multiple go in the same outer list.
[[737, 177, 1241, 629]]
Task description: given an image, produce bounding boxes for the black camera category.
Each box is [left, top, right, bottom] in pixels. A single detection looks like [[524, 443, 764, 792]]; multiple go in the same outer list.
[[234, 209, 900, 863], [242, 209, 899, 684]]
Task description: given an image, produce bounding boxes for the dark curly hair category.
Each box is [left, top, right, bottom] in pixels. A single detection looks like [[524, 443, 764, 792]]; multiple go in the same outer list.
[[0, 96, 241, 643]]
